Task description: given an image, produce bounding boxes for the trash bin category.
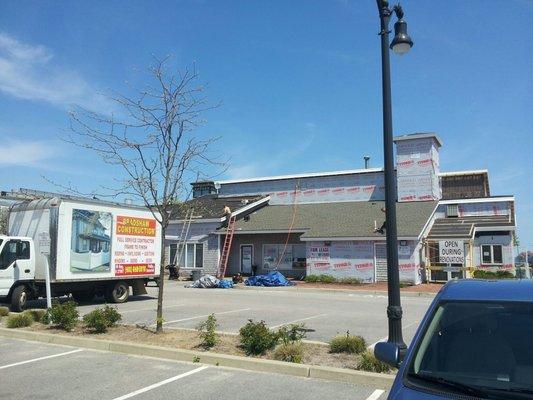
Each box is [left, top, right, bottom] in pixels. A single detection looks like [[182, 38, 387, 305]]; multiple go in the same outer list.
[[191, 270, 202, 281]]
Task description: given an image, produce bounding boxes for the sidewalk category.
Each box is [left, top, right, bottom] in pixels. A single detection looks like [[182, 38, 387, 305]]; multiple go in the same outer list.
[[291, 281, 443, 294]]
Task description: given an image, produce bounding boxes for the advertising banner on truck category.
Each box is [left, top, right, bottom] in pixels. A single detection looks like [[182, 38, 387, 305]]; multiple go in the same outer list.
[[114, 216, 157, 276], [70, 209, 112, 273]]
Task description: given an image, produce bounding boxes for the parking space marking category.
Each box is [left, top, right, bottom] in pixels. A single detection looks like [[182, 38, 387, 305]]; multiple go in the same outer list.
[[111, 366, 209, 400], [269, 314, 328, 329], [161, 308, 252, 326], [365, 389, 385, 400], [119, 303, 186, 314], [0, 349, 83, 370]]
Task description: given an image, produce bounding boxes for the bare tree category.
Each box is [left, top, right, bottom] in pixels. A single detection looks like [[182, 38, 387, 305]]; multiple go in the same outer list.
[[0, 207, 8, 235], [67, 58, 222, 333]]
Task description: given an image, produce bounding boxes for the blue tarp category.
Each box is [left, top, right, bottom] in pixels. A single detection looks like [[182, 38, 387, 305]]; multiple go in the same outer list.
[[244, 271, 295, 287], [218, 279, 234, 289]]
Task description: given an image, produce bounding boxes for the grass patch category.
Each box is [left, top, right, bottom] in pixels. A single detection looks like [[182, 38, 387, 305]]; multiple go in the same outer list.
[[329, 332, 366, 354], [6, 313, 33, 328], [357, 351, 392, 373], [24, 309, 47, 323], [0, 306, 9, 317], [273, 342, 304, 363]]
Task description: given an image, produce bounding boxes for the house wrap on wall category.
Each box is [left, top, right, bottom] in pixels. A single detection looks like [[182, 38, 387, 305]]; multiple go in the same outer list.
[[166, 132, 517, 284]]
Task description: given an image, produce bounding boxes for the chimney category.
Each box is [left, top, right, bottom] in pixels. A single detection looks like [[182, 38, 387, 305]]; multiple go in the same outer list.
[[363, 156, 370, 169]]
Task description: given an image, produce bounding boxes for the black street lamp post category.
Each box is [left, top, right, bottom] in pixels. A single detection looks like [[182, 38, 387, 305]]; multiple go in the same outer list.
[[374, 0, 413, 366]]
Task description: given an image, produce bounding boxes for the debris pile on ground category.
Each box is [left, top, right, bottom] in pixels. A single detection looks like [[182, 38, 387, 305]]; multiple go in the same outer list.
[[185, 275, 234, 289], [245, 271, 295, 287]]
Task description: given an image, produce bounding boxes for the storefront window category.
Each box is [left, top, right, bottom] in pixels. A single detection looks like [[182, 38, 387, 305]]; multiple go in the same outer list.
[[262, 244, 305, 269], [481, 244, 503, 264]]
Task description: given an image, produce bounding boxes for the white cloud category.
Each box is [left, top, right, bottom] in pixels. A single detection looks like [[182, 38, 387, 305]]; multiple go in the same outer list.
[[0, 140, 59, 167], [225, 133, 316, 180], [0, 32, 111, 112]]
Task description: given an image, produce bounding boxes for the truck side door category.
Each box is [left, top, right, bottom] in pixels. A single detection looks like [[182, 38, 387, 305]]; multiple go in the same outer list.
[[0, 239, 34, 297]]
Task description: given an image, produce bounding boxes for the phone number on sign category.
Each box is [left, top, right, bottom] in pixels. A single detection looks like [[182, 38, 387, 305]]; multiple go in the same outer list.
[[115, 263, 155, 276]]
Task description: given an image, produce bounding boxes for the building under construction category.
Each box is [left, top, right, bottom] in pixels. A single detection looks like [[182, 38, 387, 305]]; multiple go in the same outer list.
[[166, 132, 517, 284]]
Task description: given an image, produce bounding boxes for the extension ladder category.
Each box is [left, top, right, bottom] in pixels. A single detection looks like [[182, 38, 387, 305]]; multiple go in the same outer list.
[[173, 209, 194, 266], [217, 215, 237, 278]]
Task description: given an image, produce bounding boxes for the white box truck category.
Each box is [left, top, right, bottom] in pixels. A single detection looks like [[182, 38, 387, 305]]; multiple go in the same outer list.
[[0, 197, 162, 311]]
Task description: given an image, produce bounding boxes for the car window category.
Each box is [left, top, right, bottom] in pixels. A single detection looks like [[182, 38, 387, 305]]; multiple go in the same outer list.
[[407, 301, 533, 394], [0, 241, 18, 269]]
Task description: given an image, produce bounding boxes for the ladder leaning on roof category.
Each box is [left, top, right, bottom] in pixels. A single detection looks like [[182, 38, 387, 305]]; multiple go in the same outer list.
[[173, 208, 194, 267], [217, 215, 237, 279]]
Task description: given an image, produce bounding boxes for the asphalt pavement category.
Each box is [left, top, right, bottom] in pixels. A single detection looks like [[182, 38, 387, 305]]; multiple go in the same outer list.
[[0, 337, 388, 400], [26, 281, 434, 345]]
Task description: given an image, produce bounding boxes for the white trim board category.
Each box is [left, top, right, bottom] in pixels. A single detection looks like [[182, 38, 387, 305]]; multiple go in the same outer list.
[[438, 197, 514, 205], [216, 168, 384, 185]]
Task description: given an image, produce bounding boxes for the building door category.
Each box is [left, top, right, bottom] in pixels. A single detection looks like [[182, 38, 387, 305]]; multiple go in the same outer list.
[[375, 243, 388, 282], [240, 245, 253, 274]]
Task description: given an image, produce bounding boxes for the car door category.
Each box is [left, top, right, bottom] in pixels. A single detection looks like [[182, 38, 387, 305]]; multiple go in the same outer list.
[[0, 239, 32, 296]]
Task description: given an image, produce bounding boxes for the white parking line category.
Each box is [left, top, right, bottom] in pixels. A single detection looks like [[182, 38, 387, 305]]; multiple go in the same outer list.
[[161, 308, 251, 326], [120, 304, 186, 314], [111, 366, 209, 400], [365, 389, 385, 400], [0, 349, 83, 370], [269, 314, 328, 329], [367, 320, 420, 349]]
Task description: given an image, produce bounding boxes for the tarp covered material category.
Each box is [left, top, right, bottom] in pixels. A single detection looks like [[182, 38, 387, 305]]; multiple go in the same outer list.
[[245, 271, 295, 287], [185, 275, 234, 289], [218, 279, 234, 289]]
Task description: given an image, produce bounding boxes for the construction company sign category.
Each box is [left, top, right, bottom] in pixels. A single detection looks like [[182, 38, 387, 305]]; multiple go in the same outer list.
[[439, 240, 464, 264], [114, 216, 157, 276]]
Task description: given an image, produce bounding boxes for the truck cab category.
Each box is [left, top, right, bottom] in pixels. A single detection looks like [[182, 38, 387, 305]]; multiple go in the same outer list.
[[376, 279, 533, 399], [0, 236, 36, 309]]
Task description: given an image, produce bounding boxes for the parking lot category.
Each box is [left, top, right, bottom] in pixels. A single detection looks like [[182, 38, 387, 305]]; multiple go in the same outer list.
[[43, 282, 434, 346], [0, 337, 388, 400]]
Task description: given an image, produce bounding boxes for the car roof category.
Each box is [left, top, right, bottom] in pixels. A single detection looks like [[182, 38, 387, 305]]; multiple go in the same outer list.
[[439, 279, 533, 302]]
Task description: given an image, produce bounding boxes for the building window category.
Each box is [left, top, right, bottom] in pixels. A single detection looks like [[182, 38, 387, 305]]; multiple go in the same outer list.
[[262, 244, 306, 269], [169, 242, 203, 268], [481, 244, 503, 264], [446, 204, 459, 218]]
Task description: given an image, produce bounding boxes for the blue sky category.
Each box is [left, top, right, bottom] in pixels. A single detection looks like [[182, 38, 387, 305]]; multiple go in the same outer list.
[[0, 0, 532, 247]]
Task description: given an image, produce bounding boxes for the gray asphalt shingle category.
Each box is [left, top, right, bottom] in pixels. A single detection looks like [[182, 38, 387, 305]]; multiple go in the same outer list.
[[234, 200, 438, 239]]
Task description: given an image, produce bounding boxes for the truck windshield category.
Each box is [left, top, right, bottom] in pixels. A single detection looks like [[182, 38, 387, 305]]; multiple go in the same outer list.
[[407, 301, 533, 397]]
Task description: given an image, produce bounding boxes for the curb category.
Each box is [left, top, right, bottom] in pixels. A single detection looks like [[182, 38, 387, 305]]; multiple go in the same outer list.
[[0, 328, 395, 388], [236, 285, 437, 298]]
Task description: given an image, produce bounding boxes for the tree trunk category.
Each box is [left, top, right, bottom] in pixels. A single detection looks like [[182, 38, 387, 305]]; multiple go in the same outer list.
[[156, 223, 166, 333]]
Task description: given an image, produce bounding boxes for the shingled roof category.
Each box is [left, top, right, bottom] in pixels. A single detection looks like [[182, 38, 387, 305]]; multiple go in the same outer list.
[[169, 194, 266, 220], [234, 200, 438, 239], [427, 215, 514, 239]]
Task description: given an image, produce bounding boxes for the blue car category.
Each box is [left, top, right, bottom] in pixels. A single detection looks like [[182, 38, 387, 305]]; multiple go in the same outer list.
[[375, 279, 533, 399]]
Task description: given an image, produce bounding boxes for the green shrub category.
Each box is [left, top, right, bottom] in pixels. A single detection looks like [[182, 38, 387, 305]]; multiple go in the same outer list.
[[329, 332, 366, 354], [0, 306, 9, 317], [305, 274, 336, 283], [239, 320, 278, 355], [338, 277, 361, 285], [277, 323, 307, 345], [83, 305, 122, 333], [24, 309, 47, 323], [197, 314, 218, 349], [357, 351, 392, 373], [473, 269, 515, 279], [6, 313, 33, 328], [273, 342, 304, 363], [47, 301, 79, 331]]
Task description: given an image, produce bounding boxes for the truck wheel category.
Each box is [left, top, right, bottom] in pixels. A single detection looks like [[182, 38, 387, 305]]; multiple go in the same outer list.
[[71, 291, 95, 303], [10, 285, 29, 312], [105, 281, 129, 303]]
